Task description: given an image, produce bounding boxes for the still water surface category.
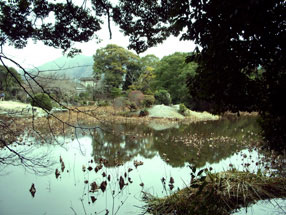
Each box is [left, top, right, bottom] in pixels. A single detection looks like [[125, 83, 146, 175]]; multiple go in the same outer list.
[[0, 117, 284, 214]]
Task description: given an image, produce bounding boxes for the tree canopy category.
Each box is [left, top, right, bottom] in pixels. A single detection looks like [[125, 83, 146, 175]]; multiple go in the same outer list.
[[0, 0, 103, 54], [93, 44, 142, 93], [152, 52, 197, 105], [0, 65, 22, 95], [128, 54, 159, 94]]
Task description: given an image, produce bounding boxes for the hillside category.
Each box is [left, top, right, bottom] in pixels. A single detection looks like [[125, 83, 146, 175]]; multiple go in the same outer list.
[[29, 55, 93, 79]]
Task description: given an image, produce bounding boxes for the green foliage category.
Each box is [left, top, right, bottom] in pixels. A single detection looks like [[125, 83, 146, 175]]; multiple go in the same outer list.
[[129, 66, 156, 94], [97, 100, 110, 107], [143, 95, 155, 108], [152, 52, 197, 105], [179, 104, 188, 116], [128, 101, 138, 112], [79, 92, 89, 100], [154, 90, 171, 105], [0, 1, 102, 52], [141, 55, 160, 69], [80, 100, 87, 106], [93, 44, 142, 93], [89, 101, 95, 106], [139, 108, 149, 117], [110, 87, 122, 98], [31, 93, 53, 111], [0, 65, 22, 91]]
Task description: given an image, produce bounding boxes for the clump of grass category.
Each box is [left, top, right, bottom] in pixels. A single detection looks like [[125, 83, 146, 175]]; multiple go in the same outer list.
[[143, 170, 286, 215]]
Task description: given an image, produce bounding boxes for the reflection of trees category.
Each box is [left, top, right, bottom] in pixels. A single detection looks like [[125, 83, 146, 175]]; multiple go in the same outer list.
[[0, 116, 56, 175], [91, 117, 261, 168], [91, 123, 157, 167], [153, 117, 261, 168], [0, 141, 56, 175]]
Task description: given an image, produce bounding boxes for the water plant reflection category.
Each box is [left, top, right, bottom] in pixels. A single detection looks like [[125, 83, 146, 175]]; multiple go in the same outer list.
[[91, 117, 261, 168]]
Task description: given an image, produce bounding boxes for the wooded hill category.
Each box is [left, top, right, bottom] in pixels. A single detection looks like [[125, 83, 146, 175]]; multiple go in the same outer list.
[[28, 55, 93, 79]]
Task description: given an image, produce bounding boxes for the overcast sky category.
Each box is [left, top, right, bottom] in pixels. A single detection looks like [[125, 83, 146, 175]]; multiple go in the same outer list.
[[3, 19, 196, 69]]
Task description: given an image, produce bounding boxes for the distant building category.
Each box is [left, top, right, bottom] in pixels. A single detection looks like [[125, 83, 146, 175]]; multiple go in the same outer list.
[[75, 83, 87, 95], [79, 77, 96, 88]]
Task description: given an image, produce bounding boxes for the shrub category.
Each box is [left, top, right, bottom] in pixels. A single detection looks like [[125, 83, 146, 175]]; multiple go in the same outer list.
[[139, 108, 149, 117], [79, 92, 89, 99], [154, 90, 172, 105], [80, 100, 87, 106], [113, 96, 127, 110], [128, 101, 138, 112], [143, 95, 155, 107], [179, 103, 189, 116], [110, 87, 122, 98], [128, 90, 145, 107], [88, 101, 95, 106], [31, 93, 53, 111], [97, 100, 109, 107]]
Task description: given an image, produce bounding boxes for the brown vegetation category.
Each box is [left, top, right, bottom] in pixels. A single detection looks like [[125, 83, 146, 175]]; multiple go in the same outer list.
[[143, 170, 286, 215]]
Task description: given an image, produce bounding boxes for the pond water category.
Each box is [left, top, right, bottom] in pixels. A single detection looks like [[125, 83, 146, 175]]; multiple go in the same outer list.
[[0, 116, 285, 215]]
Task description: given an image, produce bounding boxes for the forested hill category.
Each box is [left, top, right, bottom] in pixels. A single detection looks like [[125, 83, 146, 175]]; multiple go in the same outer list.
[[29, 55, 93, 79]]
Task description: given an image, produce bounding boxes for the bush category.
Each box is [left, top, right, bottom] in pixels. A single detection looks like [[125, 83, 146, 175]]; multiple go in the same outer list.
[[128, 101, 138, 112], [154, 90, 172, 105], [179, 103, 189, 116], [88, 101, 95, 106], [111, 87, 122, 98], [139, 108, 149, 117], [79, 92, 89, 99], [113, 96, 127, 110], [80, 100, 87, 106], [128, 90, 145, 107], [31, 93, 53, 111], [97, 100, 109, 107], [143, 95, 155, 107]]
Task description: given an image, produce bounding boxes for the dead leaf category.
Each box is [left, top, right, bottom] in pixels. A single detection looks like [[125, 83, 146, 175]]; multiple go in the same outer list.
[[90, 181, 98, 193], [55, 169, 60, 179], [119, 176, 125, 190], [100, 181, 107, 192], [91, 196, 97, 203], [29, 183, 36, 197]]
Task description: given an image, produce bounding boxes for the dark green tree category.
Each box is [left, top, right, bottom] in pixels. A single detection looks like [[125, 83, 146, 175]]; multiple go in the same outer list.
[[152, 52, 197, 105], [141, 54, 160, 69], [31, 93, 53, 111], [129, 55, 159, 94], [0, 0, 102, 53], [0, 65, 22, 99], [93, 44, 142, 94], [0, 65, 22, 90]]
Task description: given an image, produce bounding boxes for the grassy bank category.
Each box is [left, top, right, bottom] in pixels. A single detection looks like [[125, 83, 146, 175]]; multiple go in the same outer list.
[[143, 170, 286, 215]]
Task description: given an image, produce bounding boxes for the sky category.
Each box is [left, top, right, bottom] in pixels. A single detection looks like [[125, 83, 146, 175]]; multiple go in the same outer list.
[[3, 17, 196, 69]]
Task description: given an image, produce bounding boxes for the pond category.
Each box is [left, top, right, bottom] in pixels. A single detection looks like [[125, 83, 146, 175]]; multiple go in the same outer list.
[[0, 116, 285, 215]]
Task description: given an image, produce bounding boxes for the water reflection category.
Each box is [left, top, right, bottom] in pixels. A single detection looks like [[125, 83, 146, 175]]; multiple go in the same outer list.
[[0, 141, 56, 175], [0, 116, 271, 215], [92, 123, 157, 167], [91, 117, 261, 168]]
